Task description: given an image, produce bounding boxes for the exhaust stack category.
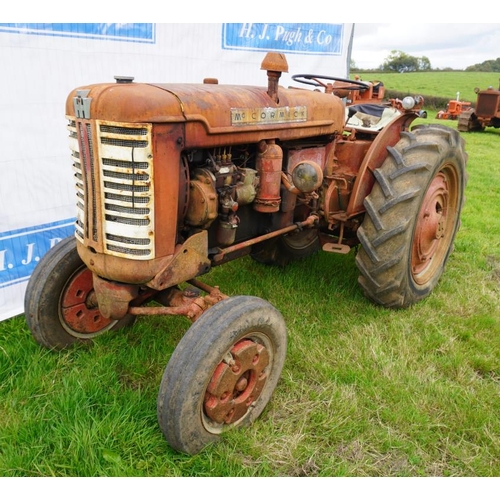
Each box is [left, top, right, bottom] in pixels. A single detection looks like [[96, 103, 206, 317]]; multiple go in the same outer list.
[[261, 52, 288, 103]]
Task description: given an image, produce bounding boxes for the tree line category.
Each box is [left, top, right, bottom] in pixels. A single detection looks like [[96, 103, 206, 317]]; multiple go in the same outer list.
[[465, 58, 500, 72], [352, 50, 500, 73]]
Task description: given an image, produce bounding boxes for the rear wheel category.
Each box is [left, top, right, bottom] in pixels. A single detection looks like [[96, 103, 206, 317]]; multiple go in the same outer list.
[[24, 237, 134, 349], [251, 228, 320, 266], [355, 125, 467, 308], [157, 295, 287, 455]]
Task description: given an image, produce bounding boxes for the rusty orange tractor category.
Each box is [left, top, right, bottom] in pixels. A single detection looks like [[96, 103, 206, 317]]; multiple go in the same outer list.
[[458, 80, 500, 131], [437, 94, 471, 120], [342, 75, 386, 105], [25, 52, 468, 455]]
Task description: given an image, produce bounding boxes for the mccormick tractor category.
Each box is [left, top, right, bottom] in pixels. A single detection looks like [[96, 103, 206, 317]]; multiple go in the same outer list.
[[25, 52, 468, 455], [458, 80, 500, 132]]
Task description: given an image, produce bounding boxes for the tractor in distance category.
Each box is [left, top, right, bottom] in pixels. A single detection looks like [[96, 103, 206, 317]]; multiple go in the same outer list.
[[345, 75, 386, 105], [458, 80, 500, 131], [436, 92, 471, 120]]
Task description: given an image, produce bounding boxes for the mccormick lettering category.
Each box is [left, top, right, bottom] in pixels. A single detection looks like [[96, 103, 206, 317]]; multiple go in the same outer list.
[[231, 106, 307, 126]]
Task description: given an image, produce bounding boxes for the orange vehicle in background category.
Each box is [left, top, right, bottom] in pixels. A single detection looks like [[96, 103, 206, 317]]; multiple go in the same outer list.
[[345, 75, 385, 105], [458, 81, 500, 131], [437, 93, 471, 120]]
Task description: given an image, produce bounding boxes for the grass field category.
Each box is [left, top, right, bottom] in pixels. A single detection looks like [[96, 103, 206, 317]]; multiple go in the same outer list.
[[1, 77, 500, 477], [353, 71, 500, 107]]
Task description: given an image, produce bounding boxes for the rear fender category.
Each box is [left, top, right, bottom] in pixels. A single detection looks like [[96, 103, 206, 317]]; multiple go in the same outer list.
[[346, 113, 419, 217]]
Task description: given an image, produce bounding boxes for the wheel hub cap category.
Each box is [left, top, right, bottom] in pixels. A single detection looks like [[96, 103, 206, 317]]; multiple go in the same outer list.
[[204, 339, 270, 424]]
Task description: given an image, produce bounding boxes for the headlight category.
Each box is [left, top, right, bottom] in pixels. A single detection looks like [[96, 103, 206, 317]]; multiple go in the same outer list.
[[402, 96, 416, 110]]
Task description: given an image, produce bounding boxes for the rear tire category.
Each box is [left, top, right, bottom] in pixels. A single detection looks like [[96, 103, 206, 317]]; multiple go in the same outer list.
[[157, 295, 287, 455], [251, 228, 320, 267], [24, 237, 134, 350], [355, 125, 467, 308]]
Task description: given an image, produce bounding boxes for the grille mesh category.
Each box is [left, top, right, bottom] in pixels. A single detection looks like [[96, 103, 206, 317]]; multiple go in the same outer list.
[[476, 94, 498, 117], [67, 118, 155, 259]]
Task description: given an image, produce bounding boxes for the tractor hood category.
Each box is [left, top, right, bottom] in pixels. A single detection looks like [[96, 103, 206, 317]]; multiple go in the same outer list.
[[65, 80, 345, 137]]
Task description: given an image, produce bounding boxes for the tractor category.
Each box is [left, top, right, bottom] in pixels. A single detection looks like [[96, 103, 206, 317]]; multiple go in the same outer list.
[[436, 93, 471, 120], [458, 80, 500, 131], [344, 75, 385, 105], [24, 52, 468, 455]]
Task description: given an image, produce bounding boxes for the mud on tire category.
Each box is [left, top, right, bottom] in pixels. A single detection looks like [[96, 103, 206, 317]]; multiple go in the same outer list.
[[355, 124, 467, 308]]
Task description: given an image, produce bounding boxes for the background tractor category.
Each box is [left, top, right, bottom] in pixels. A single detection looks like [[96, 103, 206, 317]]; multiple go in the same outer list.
[[458, 80, 500, 131], [436, 93, 471, 120], [24, 52, 468, 455], [345, 75, 386, 105]]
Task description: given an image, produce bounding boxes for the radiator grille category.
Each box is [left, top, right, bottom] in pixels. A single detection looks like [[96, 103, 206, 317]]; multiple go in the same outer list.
[[67, 118, 155, 259], [476, 94, 498, 117]]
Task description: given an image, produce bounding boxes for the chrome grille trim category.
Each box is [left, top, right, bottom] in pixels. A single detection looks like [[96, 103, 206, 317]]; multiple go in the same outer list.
[[67, 118, 155, 259], [97, 120, 155, 259], [67, 119, 85, 243]]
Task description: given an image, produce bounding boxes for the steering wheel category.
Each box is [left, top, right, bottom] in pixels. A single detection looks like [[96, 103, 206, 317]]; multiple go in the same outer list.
[[292, 74, 371, 92]]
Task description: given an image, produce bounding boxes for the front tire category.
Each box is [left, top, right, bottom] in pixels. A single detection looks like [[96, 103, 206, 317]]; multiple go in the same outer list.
[[24, 237, 134, 350], [157, 296, 287, 455], [355, 125, 467, 308]]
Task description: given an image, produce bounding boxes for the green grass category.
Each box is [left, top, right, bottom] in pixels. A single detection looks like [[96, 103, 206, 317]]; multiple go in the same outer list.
[[352, 71, 500, 106], [1, 114, 500, 477]]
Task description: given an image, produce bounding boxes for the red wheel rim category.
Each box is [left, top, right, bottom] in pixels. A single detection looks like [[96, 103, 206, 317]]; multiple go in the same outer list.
[[412, 166, 459, 285], [60, 267, 113, 335], [204, 339, 270, 426]]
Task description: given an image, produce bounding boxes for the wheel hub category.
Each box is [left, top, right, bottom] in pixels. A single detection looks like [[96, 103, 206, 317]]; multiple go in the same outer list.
[[204, 339, 270, 425], [61, 268, 113, 333], [412, 172, 449, 280]]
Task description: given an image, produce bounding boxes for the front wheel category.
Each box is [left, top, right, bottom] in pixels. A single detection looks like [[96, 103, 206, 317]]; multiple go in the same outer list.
[[24, 237, 134, 349], [355, 125, 467, 308], [157, 296, 287, 455]]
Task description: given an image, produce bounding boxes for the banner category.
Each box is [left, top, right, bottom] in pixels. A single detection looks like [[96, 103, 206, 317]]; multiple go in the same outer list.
[[0, 22, 354, 321]]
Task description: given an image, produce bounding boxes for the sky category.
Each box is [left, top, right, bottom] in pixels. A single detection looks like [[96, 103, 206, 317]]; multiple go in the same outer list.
[[351, 23, 500, 70]]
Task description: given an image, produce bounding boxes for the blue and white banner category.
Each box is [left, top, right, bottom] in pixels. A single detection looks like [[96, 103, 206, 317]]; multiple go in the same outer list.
[[0, 22, 354, 321], [0, 219, 75, 290], [222, 23, 343, 55], [0, 23, 155, 43]]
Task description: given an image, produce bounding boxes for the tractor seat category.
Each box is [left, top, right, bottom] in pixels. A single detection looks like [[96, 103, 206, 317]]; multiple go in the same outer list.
[[345, 104, 400, 132]]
